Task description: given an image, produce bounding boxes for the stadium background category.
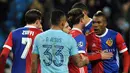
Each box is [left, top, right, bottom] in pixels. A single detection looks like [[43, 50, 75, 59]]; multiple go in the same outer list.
[[0, 0, 129, 73]]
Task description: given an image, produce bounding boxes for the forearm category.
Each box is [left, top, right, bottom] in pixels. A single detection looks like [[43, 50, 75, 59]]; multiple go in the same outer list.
[[31, 60, 38, 73], [75, 53, 89, 67], [31, 54, 39, 73], [0, 48, 10, 59], [0, 48, 10, 64], [0, 48, 10, 73], [87, 53, 101, 61], [122, 51, 129, 73]]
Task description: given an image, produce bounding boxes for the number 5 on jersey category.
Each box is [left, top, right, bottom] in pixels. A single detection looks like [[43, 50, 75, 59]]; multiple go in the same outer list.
[[21, 37, 32, 59]]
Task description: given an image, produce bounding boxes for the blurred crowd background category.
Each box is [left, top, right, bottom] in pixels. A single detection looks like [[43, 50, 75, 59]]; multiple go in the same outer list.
[[0, 0, 129, 73]]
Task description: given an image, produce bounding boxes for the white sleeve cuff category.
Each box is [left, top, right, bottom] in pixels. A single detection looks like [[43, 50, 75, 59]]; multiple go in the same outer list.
[[119, 48, 128, 53], [78, 50, 86, 53], [3, 45, 12, 50]]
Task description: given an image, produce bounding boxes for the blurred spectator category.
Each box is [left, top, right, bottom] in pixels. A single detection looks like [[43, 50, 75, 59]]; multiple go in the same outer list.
[[42, 0, 53, 31], [0, 0, 11, 47], [30, 0, 44, 13], [116, 17, 129, 37], [53, 0, 79, 14], [0, 0, 10, 24], [0, 0, 129, 73], [5, 0, 33, 31], [0, 29, 6, 51]]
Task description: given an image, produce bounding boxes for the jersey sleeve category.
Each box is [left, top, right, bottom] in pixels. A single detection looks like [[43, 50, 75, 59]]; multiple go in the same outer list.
[[32, 34, 40, 54], [116, 33, 128, 53], [69, 37, 78, 56], [3, 32, 13, 50], [74, 34, 86, 53]]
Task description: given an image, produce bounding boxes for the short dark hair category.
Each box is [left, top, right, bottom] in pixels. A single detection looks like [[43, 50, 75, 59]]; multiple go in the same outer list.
[[51, 10, 66, 26], [72, 2, 88, 11], [93, 11, 107, 21], [68, 8, 84, 27], [25, 9, 42, 24]]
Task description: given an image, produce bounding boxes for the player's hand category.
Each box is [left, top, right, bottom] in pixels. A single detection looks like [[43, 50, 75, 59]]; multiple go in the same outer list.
[[80, 54, 89, 64], [101, 50, 113, 60]]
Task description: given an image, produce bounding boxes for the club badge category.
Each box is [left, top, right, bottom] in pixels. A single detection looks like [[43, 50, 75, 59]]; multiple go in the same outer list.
[[85, 30, 90, 36], [106, 38, 113, 47]]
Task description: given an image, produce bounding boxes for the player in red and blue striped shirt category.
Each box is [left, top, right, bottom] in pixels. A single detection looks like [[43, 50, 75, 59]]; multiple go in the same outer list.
[[67, 8, 113, 73], [0, 9, 43, 73], [87, 11, 129, 73]]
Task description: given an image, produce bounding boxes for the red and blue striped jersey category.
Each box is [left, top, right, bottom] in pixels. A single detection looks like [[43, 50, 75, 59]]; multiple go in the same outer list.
[[3, 25, 42, 73], [87, 28, 128, 73], [83, 19, 93, 73], [68, 28, 88, 73]]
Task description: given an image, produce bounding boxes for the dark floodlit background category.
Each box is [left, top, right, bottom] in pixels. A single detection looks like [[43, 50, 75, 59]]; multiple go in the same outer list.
[[0, 0, 129, 73]]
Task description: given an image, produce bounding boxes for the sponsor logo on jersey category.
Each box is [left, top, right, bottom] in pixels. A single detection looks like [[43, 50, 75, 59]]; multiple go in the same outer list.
[[92, 43, 96, 47], [106, 38, 113, 47]]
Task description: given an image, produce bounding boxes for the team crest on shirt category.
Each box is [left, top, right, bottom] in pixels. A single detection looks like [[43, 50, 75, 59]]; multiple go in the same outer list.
[[106, 38, 113, 47], [78, 41, 83, 47], [85, 30, 90, 36]]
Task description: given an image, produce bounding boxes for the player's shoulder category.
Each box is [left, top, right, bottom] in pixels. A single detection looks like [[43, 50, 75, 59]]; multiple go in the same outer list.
[[108, 29, 118, 35], [11, 27, 25, 33], [69, 30, 82, 38], [12, 27, 42, 33], [29, 28, 42, 34], [34, 32, 44, 40]]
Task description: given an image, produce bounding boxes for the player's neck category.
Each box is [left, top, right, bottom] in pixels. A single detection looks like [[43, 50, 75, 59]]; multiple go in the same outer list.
[[73, 24, 83, 31], [51, 25, 62, 30], [26, 24, 37, 27]]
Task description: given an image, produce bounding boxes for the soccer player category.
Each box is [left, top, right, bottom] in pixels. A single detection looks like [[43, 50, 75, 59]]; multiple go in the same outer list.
[[89, 11, 129, 73], [71, 2, 93, 35], [63, 22, 71, 33], [0, 9, 43, 73], [31, 10, 89, 73], [71, 2, 115, 73], [67, 8, 113, 73]]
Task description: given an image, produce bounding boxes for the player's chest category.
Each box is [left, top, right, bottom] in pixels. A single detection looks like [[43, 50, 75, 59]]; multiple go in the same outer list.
[[88, 35, 117, 52]]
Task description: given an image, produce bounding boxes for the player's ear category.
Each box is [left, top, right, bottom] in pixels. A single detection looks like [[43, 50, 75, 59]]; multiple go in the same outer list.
[[104, 23, 107, 27], [35, 20, 39, 24], [80, 18, 84, 24], [83, 10, 88, 15], [104, 20, 107, 27], [62, 21, 65, 28]]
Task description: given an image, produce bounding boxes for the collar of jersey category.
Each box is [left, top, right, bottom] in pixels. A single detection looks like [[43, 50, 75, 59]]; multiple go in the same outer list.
[[96, 28, 108, 37], [50, 29, 62, 32], [25, 25, 37, 28], [72, 28, 82, 33], [85, 18, 92, 27]]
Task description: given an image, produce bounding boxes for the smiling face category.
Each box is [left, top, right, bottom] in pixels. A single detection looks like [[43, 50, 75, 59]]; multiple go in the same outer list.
[[92, 16, 107, 35]]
